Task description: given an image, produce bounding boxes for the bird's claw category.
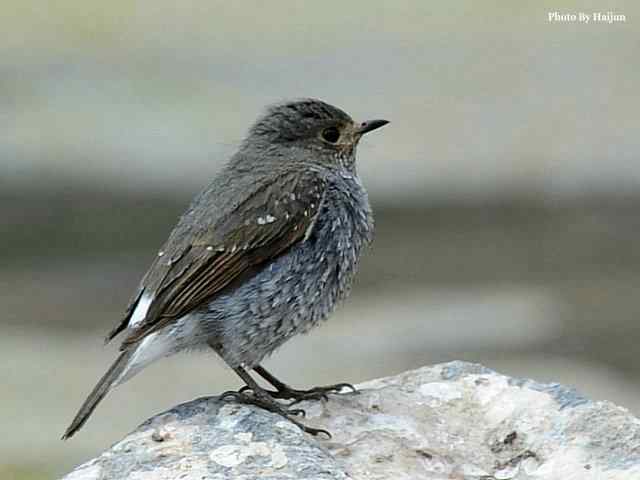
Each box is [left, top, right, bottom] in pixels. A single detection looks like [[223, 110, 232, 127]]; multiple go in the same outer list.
[[273, 382, 358, 404], [220, 389, 328, 436]]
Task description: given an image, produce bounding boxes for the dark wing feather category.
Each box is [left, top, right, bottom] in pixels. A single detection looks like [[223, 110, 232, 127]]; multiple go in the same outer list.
[[105, 286, 144, 343], [119, 169, 326, 348]]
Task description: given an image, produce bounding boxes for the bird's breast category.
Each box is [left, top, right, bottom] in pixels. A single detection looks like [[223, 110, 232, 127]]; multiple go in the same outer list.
[[302, 174, 373, 300]]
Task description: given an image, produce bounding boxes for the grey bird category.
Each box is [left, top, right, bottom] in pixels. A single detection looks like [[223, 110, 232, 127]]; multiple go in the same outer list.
[[62, 99, 388, 439]]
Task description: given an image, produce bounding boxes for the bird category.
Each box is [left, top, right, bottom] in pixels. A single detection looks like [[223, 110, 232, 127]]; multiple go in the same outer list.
[[62, 98, 388, 439]]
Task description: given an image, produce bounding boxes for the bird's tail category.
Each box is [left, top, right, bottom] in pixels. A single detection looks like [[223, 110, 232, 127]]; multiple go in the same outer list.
[[62, 349, 134, 440]]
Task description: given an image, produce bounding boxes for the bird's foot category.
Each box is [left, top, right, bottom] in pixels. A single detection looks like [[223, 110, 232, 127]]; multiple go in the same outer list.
[[220, 389, 331, 437], [239, 381, 357, 404], [273, 382, 357, 404]]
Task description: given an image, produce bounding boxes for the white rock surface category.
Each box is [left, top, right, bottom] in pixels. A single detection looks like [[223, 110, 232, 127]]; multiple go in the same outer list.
[[62, 361, 640, 479]]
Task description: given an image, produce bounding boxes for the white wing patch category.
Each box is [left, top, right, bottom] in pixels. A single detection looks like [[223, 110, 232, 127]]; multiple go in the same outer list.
[[129, 293, 153, 327]]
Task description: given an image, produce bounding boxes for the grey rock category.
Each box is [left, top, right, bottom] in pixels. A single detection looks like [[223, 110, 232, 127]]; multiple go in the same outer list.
[[62, 361, 640, 479]]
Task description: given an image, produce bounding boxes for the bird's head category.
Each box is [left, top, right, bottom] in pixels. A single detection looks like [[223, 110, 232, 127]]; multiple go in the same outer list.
[[241, 99, 388, 171]]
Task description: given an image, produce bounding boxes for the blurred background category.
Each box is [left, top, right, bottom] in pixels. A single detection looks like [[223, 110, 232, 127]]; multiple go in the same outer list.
[[2, 1, 640, 478]]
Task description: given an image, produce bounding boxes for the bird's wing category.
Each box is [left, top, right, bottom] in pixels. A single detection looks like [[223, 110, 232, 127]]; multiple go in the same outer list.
[[117, 169, 326, 348]]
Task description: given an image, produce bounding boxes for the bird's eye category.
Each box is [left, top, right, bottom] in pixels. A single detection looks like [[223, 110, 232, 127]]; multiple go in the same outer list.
[[321, 127, 340, 144]]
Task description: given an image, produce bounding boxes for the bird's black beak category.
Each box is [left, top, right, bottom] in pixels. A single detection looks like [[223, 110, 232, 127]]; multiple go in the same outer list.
[[358, 119, 389, 135]]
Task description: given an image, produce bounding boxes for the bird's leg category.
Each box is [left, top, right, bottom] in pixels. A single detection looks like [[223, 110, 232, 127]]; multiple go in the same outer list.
[[251, 365, 357, 404], [220, 365, 330, 437]]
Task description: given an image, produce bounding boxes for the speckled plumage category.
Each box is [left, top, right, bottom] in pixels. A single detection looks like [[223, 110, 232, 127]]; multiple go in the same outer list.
[[204, 169, 373, 367], [64, 99, 387, 439]]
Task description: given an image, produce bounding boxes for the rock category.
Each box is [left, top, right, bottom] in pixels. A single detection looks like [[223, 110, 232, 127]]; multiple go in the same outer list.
[[62, 361, 640, 479]]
